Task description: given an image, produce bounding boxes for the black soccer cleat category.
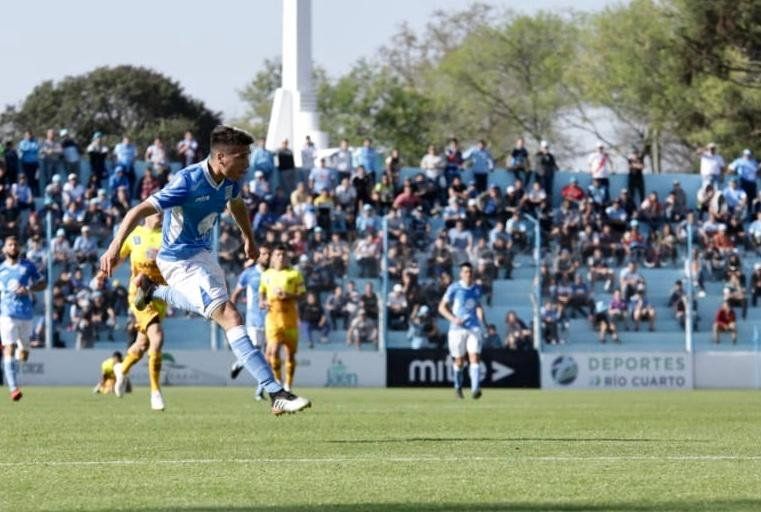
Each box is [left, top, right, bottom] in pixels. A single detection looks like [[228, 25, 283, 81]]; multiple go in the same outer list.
[[455, 387, 464, 399], [134, 274, 157, 311], [472, 389, 482, 400], [270, 389, 311, 415], [230, 361, 243, 380]]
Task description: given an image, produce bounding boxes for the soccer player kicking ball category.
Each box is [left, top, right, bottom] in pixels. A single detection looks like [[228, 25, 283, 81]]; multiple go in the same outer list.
[[259, 244, 306, 392], [100, 126, 310, 415], [438, 262, 486, 400], [106, 212, 167, 410], [230, 246, 271, 400], [0, 236, 46, 401]]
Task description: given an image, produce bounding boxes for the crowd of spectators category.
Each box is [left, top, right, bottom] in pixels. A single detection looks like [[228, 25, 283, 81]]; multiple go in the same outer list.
[[1, 129, 760, 351]]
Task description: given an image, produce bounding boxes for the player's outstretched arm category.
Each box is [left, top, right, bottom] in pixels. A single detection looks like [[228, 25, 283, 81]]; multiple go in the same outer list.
[[100, 200, 158, 276]]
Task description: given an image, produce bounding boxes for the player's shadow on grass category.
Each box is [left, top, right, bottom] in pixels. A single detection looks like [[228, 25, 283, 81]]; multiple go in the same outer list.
[[113, 499, 761, 512], [325, 436, 704, 443]]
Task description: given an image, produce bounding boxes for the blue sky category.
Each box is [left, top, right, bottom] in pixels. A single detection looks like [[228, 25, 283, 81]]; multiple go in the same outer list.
[[2, 0, 611, 120]]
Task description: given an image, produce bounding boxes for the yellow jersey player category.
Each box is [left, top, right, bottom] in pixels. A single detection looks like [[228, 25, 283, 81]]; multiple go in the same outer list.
[[259, 244, 306, 392], [93, 351, 130, 394], [110, 212, 167, 410]]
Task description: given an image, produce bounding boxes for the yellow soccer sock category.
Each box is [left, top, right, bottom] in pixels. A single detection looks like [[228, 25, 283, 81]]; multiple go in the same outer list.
[[269, 355, 282, 383], [285, 359, 296, 390], [148, 350, 162, 392], [121, 351, 143, 374]]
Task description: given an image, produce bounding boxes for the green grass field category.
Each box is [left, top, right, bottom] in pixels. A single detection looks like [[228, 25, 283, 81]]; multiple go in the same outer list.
[[2, 387, 761, 512]]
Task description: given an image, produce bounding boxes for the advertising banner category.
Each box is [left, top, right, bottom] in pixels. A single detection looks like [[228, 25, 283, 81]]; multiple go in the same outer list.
[[10, 349, 386, 388], [694, 352, 761, 389], [540, 352, 693, 389], [386, 349, 540, 388]]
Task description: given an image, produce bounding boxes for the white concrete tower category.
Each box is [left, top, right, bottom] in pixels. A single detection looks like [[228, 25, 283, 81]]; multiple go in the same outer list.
[[266, 0, 328, 166]]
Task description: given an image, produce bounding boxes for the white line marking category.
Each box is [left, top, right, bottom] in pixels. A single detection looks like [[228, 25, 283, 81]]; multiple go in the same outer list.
[[1, 455, 760, 468]]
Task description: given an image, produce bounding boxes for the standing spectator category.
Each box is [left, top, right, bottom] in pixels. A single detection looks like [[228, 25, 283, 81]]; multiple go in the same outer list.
[[276, 139, 297, 193], [540, 299, 561, 345], [11, 173, 33, 211], [384, 148, 402, 182], [60, 129, 81, 178], [356, 138, 379, 180], [144, 137, 168, 172], [420, 144, 444, 186], [86, 132, 109, 185], [250, 137, 274, 182], [588, 142, 612, 198], [535, 140, 558, 204], [113, 136, 137, 192], [137, 169, 160, 201], [18, 131, 40, 195], [728, 149, 758, 214], [508, 137, 530, 185], [627, 147, 646, 204], [713, 300, 737, 344], [308, 158, 335, 195], [359, 282, 380, 320], [444, 137, 464, 185], [698, 142, 725, 187], [3, 140, 19, 183], [300, 291, 329, 348], [176, 130, 199, 167], [332, 138, 354, 183], [40, 129, 63, 189], [464, 139, 494, 193], [301, 135, 317, 176]]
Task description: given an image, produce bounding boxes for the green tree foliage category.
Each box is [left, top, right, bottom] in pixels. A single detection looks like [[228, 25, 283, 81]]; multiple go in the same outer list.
[[2, 65, 221, 155]]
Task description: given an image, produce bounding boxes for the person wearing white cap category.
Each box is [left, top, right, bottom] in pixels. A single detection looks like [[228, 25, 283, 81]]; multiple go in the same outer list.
[[62, 172, 84, 207], [51, 228, 73, 265], [535, 139, 558, 204], [698, 142, 725, 187], [387, 283, 408, 330], [728, 148, 758, 212], [73, 225, 98, 271], [588, 141, 612, 198]]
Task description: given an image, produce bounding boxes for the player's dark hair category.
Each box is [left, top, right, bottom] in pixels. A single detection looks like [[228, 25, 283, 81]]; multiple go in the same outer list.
[[273, 243, 288, 253], [112, 351, 123, 360], [460, 262, 473, 271], [210, 125, 254, 149]]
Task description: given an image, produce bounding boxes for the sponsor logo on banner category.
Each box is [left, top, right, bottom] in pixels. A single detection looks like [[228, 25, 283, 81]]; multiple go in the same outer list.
[[388, 349, 539, 388], [325, 354, 359, 387], [541, 352, 693, 389]]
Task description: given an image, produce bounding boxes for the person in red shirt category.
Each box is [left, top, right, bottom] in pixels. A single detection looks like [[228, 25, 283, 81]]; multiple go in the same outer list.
[[713, 300, 737, 344], [392, 183, 421, 211], [560, 177, 585, 204]]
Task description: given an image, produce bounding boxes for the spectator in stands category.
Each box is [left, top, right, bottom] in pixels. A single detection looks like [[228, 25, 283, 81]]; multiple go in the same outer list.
[[723, 178, 748, 219], [372, 173, 394, 213], [698, 142, 725, 187], [108, 166, 130, 201], [114, 135, 137, 189], [569, 273, 593, 318], [274, 138, 296, 193], [352, 165, 373, 208], [588, 248, 614, 291], [11, 173, 33, 210], [587, 178, 609, 211], [505, 310, 532, 350], [18, 130, 40, 195], [387, 283, 408, 330], [347, 308, 378, 349], [331, 138, 353, 183], [626, 147, 646, 204], [588, 142, 612, 197], [393, 182, 421, 212], [728, 149, 758, 214], [176, 130, 199, 167], [444, 138, 464, 185], [145, 137, 168, 172], [535, 140, 558, 199], [508, 137, 530, 184], [360, 282, 380, 321], [73, 226, 98, 271], [0, 196, 21, 238], [324, 285, 350, 330], [420, 144, 444, 185], [86, 132, 109, 185], [560, 177, 585, 204], [667, 181, 688, 221], [137, 169, 160, 201], [639, 191, 663, 231], [309, 158, 335, 195], [482, 323, 501, 349], [540, 299, 561, 345], [51, 228, 73, 266], [608, 289, 629, 330], [750, 263, 761, 307], [619, 261, 643, 302], [90, 291, 116, 342], [40, 128, 63, 189], [62, 173, 85, 207], [631, 292, 656, 332], [3, 140, 19, 184], [713, 300, 737, 344], [357, 138, 380, 179], [448, 218, 473, 266], [356, 204, 381, 237], [301, 291, 329, 348], [593, 299, 620, 343], [300, 135, 317, 177], [60, 129, 81, 178], [464, 139, 494, 193], [724, 273, 748, 320], [354, 233, 379, 278]]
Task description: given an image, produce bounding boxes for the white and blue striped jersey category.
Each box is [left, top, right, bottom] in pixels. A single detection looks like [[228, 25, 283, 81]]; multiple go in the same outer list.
[[149, 160, 241, 262], [443, 281, 482, 330], [0, 259, 41, 320], [237, 265, 266, 329]]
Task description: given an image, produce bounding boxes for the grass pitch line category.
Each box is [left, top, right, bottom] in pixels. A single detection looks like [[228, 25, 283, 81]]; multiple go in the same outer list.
[[2, 455, 761, 468]]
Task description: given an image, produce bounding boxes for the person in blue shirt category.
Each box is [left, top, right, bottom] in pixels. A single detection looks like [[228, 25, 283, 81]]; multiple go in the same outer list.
[[108, 166, 131, 201], [356, 138, 379, 180], [438, 262, 487, 399], [229, 246, 271, 400], [250, 138, 275, 182], [0, 236, 46, 401], [463, 139, 494, 193], [114, 136, 138, 192], [100, 125, 310, 415], [729, 149, 759, 218], [18, 131, 40, 195]]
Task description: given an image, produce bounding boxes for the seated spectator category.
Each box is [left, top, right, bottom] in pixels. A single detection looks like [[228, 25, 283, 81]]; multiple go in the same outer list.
[[393, 182, 421, 212], [483, 323, 502, 349], [356, 204, 381, 237], [713, 300, 737, 344], [608, 289, 629, 330], [540, 299, 561, 345], [11, 173, 33, 210], [569, 274, 593, 318], [631, 293, 656, 332], [639, 191, 663, 229], [473, 259, 494, 307], [326, 233, 350, 275], [300, 291, 329, 348], [359, 282, 379, 320], [587, 178, 609, 211], [387, 283, 409, 330], [407, 305, 438, 350], [62, 173, 85, 208], [751, 263, 761, 308], [73, 226, 98, 271], [324, 285, 351, 330], [592, 300, 620, 344], [354, 233, 380, 278], [51, 228, 73, 266], [749, 211, 761, 251], [447, 218, 473, 266], [90, 291, 116, 341], [587, 248, 614, 291], [346, 309, 378, 349], [724, 273, 748, 320], [560, 177, 585, 204], [505, 311, 532, 350], [0, 196, 21, 238], [619, 261, 644, 301]]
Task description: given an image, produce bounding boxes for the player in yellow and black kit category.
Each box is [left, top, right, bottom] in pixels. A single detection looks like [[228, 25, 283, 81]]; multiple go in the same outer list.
[[259, 244, 306, 392], [108, 212, 167, 410]]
